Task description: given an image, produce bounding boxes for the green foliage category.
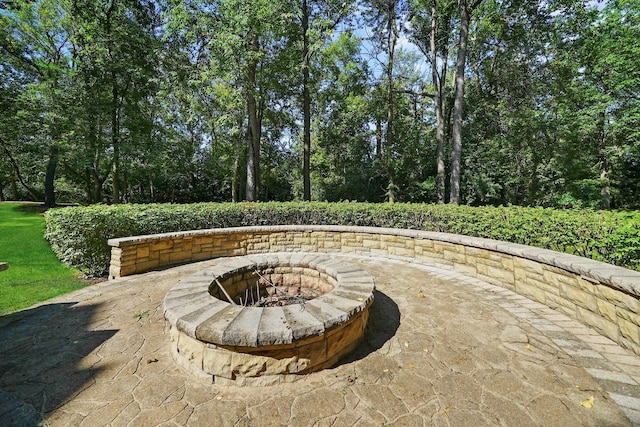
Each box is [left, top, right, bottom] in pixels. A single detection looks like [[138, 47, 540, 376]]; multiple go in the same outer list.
[[3, 0, 640, 208], [45, 202, 640, 276]]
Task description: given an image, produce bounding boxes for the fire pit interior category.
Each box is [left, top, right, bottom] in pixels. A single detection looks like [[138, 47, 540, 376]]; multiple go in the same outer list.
[[210, 260, 331, 307], [163, 253, 375, 386]]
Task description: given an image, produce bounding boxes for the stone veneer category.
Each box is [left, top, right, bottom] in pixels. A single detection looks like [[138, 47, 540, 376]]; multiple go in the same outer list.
[[109, 225, 640, 356], [163, 253, 374, 386]]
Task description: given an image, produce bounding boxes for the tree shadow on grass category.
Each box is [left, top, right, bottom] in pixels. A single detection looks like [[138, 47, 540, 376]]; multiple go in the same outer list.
[[335, 290, 401, 366], [0, 302, 117, 426]]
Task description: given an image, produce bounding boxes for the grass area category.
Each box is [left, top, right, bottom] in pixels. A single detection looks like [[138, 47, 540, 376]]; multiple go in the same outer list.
[[0, 202, 87, 315]]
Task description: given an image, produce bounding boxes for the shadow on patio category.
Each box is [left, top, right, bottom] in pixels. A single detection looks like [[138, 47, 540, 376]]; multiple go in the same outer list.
[[0, 302, 117, 425]]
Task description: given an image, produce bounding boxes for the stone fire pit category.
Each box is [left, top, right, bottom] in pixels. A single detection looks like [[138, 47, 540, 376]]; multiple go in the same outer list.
[[163, 253, 375, 386]]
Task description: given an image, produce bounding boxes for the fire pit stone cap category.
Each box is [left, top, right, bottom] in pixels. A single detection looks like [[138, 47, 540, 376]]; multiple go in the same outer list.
[[164, 252, 375, 347]]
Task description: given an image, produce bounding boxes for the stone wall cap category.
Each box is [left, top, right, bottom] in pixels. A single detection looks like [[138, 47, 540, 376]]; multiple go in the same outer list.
[[114, 225, 640, 296]]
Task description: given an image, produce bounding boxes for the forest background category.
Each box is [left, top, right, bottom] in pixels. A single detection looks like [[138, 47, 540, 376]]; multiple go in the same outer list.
[[1, 0, 639, 209]]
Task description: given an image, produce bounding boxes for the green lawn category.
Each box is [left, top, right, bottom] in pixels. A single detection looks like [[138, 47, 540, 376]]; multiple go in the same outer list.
[[0, 203, 87, 315]]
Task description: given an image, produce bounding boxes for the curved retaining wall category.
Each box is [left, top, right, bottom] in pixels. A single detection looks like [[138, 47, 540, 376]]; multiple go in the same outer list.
[[108, 225, 640, 356]]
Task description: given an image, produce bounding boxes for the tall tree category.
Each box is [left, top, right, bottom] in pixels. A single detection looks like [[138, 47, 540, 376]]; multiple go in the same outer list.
[[298, 0, 350, 201], [0, 0, 77, 206], [448, 0, 482, 204], [410, 0, 456, 203]]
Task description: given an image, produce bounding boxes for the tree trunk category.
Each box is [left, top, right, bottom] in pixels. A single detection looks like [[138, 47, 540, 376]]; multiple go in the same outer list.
[[245, 35, 260, 202], [233, 122, 245, 203], [44, 145, 58, 208], [111, 81, 121, 204], [376, 118, 383, 157], [600, 168, 610, 209], [93, 176, 103, 203], [449, 0, 471, 205], [302, 0, 311, 201], [2, 143, 39, 201], [10, 170, 18, 200], [431, 0, 448, 204], [598, 110, 611, 209], [385, 0, 397, 203], [246, 125, 256, 202], [232, 150, 240, 203]]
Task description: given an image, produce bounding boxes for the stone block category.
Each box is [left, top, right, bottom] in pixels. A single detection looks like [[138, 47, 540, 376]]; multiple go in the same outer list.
[[443, 249, 466, 264], [433, 241, 455, 254], [464, 255, 478, 268], [194, 236, 214, 245], [596, 299, 618, 323], [500, 255, 514, 271], [389, 247, 415, 258], [559, 283, 598, 312], [515, 281, 547, 304], [203, 347, 234, 378], [109, 265, 122, 279], [136, 246, 150, 258], [575, 276, 597, 294], [414, 254, 442, 266], [362, 239, 380, 249], [320, 295, 363, 317], [165, 294, 212, 326], [414, 239, 434, 251], [148, 250, 160, 261], [514, 257, 545, 274], [304, 300, 349, 329], [169, 324, 180, 343], [576, 306, 619, 341], [298, 337, 327, 370], [486, 266, 515, 286], [476, 257, 504, 270], [319, 240, 340, 249], [196, 305, 243, 343], [478, 273, 511, 290], [283, 274, 301, 287], [515, 268, 540, 284], [249, 242, 270, 251], [119, 250, 138, 262], [169, 250, 194, 263], [159, 252, 171, 265], [177, 331, 205, 366], [326, 315, 364, 356], [545, 293, 577, 313], [594, 285, 639, 312], [118, 265, 137, 277], [222, 307, 262, 346], [111, 246, 123, 259], [192, 251, 212, 261], [618, 318, 640, 345], [616, 306, 640, 327], [522, 274, 559, 296], [453, 263, 477, 278], [151, 240, 174, 251], [281, 304, 324, 339], [135, 260, 160, 273]]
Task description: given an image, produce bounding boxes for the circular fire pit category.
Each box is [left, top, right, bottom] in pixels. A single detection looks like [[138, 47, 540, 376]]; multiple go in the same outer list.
[[163, 253, 375, 386]]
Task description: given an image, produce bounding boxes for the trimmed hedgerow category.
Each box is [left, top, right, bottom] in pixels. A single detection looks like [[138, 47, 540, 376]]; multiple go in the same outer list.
[[44, 202, 640, 276]]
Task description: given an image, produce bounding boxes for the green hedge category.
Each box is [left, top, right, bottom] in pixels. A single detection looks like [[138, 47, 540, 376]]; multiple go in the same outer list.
[[44, 202, 640, 276]]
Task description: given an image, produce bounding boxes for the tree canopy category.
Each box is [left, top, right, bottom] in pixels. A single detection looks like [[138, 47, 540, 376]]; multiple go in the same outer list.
[[1, 0, 638, 208]]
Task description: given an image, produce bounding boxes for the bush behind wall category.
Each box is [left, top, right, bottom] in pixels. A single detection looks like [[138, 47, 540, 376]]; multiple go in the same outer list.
[[44, 202, 640, 276]]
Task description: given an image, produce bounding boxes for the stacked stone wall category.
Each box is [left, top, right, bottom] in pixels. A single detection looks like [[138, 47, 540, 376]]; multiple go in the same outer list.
[[109, 225, 640, 356]]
